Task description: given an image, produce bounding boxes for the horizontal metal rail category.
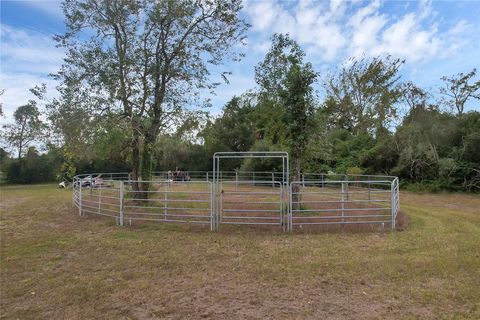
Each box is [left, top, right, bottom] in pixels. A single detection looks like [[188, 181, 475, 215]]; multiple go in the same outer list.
[[73, 172, 399, 232], [289, 180, 398, 231]]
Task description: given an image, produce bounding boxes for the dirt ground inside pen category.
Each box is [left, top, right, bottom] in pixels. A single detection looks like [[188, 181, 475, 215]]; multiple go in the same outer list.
[[1, 185, 479, 319]]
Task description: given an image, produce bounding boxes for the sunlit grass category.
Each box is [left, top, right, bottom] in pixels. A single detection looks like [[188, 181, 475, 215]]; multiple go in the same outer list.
[[1, 184, 479, 318]]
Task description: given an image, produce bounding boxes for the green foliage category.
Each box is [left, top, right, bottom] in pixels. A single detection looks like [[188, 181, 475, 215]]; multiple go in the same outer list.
[[240, 139, 286, 172], [254, 33, 318, 182], [439, 68, 480, 115], [346, 166, 364, 175], [1, 102, 45, 159], [324, 55, 404, 136], [2, 16, 478, 193], [54, 0, 248, 197], [4, 147, 62, 184]]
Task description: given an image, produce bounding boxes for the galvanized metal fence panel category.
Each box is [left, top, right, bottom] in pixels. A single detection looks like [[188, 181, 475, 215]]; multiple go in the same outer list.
[[216, 181, 284, 228], [122, 181, 212, 228], [72, 169, 400, 232], [288, 180, 396, 231], [72, 178, 212, 228]]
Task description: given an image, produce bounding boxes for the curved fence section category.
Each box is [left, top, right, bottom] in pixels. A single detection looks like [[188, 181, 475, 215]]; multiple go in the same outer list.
[[72, 173, 400, 232]]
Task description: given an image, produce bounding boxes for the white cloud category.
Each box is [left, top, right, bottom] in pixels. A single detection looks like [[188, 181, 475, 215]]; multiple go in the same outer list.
[[0, 24, 63, 123], [1, 24, 64, 74], [21, 0, 64, 19], [0, 72, 58, 122], [243, 0, 473, 65], [377, 13, 440, 62]]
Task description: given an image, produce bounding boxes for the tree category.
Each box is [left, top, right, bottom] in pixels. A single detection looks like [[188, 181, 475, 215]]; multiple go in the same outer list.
[[402, 82, 429, 111], [254, 34, 305, 143], [2, 102, 44, 159], [55, 0, 248, 198], [440, 68, 480, 115], [255, 34, 318, 205], [280, 63, 317, 186], [323, 56, 404, 136], [202, 95, 256, 152]]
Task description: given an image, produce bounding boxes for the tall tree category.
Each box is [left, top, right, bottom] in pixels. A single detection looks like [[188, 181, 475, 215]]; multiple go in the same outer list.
[[254, 33, 306, 143], [323, 56, 404, 136], [255, 34, 317, 206], [280, 63, 317, 189], [55, 0, 248, 197], [1, 102, 44, 159], [439, 68, 480, 115]]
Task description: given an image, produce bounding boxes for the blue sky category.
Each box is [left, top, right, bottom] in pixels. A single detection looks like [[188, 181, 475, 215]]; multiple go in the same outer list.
[[1, 0, 479, 123]]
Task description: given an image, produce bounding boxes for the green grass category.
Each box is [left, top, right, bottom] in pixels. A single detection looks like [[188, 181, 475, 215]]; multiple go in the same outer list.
[[1, 184, 479, 319]]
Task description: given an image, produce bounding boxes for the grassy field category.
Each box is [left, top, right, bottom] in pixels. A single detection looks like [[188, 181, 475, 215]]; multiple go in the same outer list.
[[1, 184, 479, 319]]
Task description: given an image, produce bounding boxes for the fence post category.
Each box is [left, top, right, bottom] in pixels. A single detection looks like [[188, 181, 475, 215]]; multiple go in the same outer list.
[[288, 183, 293, 232], [119, 181, 124, 226], [391, 180, 396, 231], [280, 183, 284, 231], [341, 182, 345, 223], [98, 184, 102, 214], [368, 182, 371, 204], [344, 175, 349, 201], [235, 171, 238, 191], [206, 172, 209, 182], [72, 178, 76, 208], [164, 181, 168, 221], [271, 172, 274, 188], [79, 181, 82, 216], [219, 183, 223, 224]]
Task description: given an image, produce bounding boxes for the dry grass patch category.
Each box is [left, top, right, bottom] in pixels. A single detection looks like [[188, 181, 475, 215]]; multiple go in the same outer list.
[[1, 185, 479, 319]]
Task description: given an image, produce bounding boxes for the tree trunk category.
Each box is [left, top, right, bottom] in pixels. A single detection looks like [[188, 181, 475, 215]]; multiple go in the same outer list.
[[130, 134, 142, 199], [291, 155, 302, 210], [140, 137, 154, 197]]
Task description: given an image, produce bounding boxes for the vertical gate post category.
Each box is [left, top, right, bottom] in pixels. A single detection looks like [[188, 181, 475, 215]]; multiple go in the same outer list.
[[391, 179, 396, 230], [72, 177, 76, 208], [219, 183, 223, 225], [210, 182, 214, 231], [164, 181, 168, 221], [280, 183, 283, 230], [98, 184, 102, 214], [119, 181, 124, 226], [288, 182, 293, 231], [78, 181, 82, 216], [235, 171, 238, 191], [271, 172, 275, 188], [368, 182, 371, 204], [341, 182, 345, 223], [212, 160, 215, 231]]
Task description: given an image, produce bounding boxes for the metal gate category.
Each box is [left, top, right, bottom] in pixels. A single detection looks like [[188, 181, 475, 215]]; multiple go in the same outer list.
[[217, 181, 284, 228], [73, 152, 401, 232]]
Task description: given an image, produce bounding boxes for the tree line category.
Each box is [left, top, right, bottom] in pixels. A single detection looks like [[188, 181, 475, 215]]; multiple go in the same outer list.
[[1, 0, 479, 192]]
